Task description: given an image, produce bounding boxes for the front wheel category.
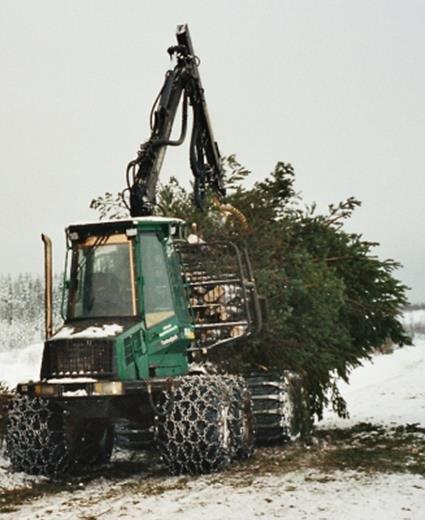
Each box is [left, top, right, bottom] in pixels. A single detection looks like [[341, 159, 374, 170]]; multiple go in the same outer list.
[[224, 376, 255, 459], [155, 375, 233, 475], [5, 394, 114, 477], [5, 394, 70, 476]]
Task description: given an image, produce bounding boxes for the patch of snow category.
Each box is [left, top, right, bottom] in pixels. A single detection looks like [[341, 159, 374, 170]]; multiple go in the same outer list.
[[131, 216, 184, 224], [68, 216, 184, 227], [53, 324, 123, 339], [1, 469, 423, 520], [46, 377, 97, 384], [188, 362, 208, 375], [62, 389, 88, 397]]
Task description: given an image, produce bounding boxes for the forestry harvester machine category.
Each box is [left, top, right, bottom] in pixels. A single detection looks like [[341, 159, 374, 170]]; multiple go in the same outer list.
[[5, 25, 301, 477]]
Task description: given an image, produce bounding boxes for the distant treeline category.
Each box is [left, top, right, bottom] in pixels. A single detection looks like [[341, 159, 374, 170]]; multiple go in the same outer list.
[[404, 302, 425, 311], [0, 273, 62, 351]]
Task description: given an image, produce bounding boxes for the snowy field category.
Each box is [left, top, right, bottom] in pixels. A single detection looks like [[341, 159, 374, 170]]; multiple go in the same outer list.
[[401, 309, 425, 329], [0, 338, 424, 518]]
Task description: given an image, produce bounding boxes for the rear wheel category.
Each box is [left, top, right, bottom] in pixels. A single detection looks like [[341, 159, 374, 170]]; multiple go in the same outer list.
[[246, 371, 312, 444]]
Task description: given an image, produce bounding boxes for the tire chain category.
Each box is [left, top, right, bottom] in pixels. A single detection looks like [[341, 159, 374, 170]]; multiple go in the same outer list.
[[5, 394, 70, 477], [222, 375, 255, 459], [114, 374, 256, 459], [155, 374, 245, 475], [5, 394, 114, 477]]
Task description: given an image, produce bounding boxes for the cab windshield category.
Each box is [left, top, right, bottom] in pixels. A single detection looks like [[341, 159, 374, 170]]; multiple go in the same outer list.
[[68, 234, 137, 318]]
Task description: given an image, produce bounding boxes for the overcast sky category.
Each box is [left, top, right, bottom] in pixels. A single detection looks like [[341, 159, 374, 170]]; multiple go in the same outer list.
[[1, 0, 424, 301]]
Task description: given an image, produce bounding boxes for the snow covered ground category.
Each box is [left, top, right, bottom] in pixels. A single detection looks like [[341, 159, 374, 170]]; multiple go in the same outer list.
[[320, 342, 425, 428], [0, 339, 424, 518], [2, 469, 423, 520]]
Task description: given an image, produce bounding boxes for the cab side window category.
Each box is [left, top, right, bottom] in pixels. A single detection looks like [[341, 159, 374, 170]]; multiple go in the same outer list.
[[139, 233, 175, 328]]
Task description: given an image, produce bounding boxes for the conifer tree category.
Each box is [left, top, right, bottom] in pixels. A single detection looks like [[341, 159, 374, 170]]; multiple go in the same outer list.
[[91, 158, 410, 418]]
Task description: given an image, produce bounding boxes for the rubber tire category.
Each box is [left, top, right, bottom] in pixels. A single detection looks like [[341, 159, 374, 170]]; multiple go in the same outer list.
[[155, 375, 233, 475]]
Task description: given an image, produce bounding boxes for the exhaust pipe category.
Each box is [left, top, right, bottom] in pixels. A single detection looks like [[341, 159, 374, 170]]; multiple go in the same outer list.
[[41, 234, 53, 340]]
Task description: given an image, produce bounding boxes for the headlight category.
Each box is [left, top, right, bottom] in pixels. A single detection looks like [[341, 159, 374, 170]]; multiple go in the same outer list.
[[93, 381, 124, 396], [34, 384, 59, 397]]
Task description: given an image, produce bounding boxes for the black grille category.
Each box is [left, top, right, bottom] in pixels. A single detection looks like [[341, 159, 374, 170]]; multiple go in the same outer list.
[[41, 339, 114, 378]]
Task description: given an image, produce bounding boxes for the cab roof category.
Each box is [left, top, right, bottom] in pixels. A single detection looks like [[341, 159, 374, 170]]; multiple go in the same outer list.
[[67, 216, 185, 238]]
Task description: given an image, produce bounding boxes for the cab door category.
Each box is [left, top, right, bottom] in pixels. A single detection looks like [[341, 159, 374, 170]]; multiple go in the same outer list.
[[138, 232, 188, 377]]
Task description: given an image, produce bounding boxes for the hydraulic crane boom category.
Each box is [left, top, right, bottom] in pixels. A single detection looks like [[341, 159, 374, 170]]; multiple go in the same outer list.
[[126, 24, 226, 217]]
